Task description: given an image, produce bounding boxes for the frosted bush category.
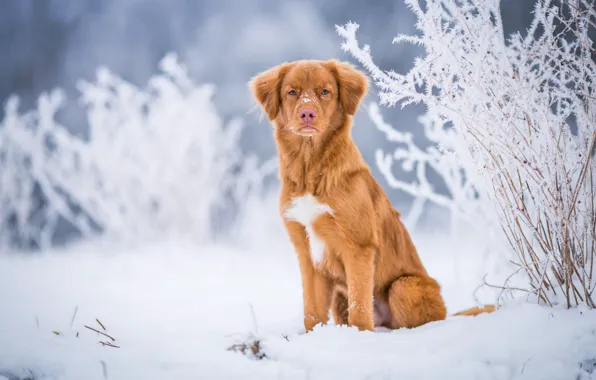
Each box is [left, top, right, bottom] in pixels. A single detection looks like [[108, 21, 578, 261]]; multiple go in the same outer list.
[[368, 103, 511, 295], [0, 54, 274, 250], [338, 0, 596, 307], [369, 103, 506, 250], [0, 95, 89, 250]]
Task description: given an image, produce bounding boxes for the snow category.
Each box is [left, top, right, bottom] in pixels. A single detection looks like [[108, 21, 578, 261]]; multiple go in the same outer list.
[[0, 235, 595, 380], [283, 194, 333, 265]]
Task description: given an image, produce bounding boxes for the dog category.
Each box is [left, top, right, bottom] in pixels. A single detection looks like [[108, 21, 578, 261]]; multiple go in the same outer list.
[[250, 59, 493, 332]]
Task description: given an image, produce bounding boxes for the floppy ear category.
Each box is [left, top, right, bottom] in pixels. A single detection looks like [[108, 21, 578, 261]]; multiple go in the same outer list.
[[326, 60, 368, 115], [249, 63, 290, 121]]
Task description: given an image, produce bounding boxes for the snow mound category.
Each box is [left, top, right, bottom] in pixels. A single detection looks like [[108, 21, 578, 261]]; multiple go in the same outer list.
[[264, 304, 596, 380], [0, 238, 594, 379]]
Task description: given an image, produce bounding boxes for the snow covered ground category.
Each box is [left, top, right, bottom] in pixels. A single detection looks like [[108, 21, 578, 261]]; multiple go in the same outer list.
[[0, 233, 595, 380]]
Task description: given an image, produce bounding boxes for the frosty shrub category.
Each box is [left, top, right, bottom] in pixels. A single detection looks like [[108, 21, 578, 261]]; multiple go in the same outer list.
[[338, 0, 596, 307], [368, 103, 507, 267], [0, 95, 87, 250], [0, 54, 274, 250]]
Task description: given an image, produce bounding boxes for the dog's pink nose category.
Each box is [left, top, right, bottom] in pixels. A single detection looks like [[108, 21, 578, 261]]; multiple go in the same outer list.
[[299, 108, 317, 123]]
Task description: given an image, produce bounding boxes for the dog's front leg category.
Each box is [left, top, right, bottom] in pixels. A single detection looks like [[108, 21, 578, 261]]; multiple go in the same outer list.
[[299, 260, 332, 332], [284, 221, 332, 332], [343, 246, 375, 331]]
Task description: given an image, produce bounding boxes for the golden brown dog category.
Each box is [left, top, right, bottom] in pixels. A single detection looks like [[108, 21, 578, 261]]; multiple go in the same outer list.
[[250, 59, 493, 332]]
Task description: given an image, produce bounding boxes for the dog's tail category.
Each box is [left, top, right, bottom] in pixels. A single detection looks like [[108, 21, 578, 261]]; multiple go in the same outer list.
[[452, 304, 495, 317]]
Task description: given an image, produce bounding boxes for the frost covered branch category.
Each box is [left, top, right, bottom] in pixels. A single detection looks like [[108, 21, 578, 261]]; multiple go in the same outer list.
[[369, 103, 502, 235], [339, 0, 596, 307]]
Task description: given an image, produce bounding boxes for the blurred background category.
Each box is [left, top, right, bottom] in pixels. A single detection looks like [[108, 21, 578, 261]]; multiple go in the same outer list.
[[0, 0, 535, 249]]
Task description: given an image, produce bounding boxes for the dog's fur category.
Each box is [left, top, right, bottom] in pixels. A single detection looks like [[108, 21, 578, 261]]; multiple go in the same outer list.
[[250, 59, 493, 332]]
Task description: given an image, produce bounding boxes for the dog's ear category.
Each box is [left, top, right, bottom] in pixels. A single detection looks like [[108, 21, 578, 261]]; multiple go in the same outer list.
[[249, 63, 291, 121], [326, 60, 368, 116]]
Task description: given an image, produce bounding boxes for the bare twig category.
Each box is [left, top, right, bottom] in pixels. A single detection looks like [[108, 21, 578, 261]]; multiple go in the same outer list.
[[96, 318, 106, 331], [85, 325, 116, 342], [70, 306, 78, 328], [99, 341, 120, 349]]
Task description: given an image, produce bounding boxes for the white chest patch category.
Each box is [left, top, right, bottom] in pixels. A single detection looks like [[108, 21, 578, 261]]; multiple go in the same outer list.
[[284, 194, 334, 265]]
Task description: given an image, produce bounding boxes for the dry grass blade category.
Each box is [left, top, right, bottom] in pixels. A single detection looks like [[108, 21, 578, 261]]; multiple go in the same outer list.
[[99, 341, 120, 348], [96, 319, 106, 331], [70, 306, 78, 328], [84, 325, 116, 342]]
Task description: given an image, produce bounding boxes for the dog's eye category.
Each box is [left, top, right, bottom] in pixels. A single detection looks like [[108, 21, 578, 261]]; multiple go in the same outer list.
[[321, 89, 330, 96], [288, 90, 297, 96]]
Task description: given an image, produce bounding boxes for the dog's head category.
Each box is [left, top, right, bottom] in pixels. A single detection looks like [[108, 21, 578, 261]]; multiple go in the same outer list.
[[250, 60, 368, 137]]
